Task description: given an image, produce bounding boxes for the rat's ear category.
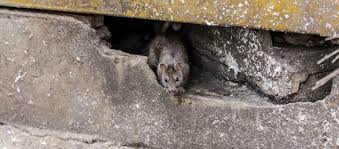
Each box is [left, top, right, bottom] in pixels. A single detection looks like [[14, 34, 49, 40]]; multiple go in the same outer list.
[[175, 63, 183, 71], [159, 63, 167, 72]]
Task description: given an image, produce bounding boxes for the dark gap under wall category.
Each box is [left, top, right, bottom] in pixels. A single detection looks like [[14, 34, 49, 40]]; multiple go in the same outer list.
[[104, 16, 156, 55], [101, 16, 334, 104], [101, 17, 264, 103], [270, 31, 332, 48], [103, 16, 189, 55]]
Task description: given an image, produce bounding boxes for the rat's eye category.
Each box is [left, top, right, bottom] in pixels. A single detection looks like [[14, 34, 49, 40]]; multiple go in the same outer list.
[[164, 78, 168, 83], [175, 77, 179, 82]]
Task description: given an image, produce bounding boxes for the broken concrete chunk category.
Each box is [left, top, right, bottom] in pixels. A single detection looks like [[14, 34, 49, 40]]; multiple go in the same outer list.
[[291, 72, 332, 103], [189, 26, 337, 101], [96, 26, 112, 40]]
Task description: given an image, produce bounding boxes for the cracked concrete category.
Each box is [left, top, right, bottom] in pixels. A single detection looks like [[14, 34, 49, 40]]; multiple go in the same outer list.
[[0, 122, 132, 149]]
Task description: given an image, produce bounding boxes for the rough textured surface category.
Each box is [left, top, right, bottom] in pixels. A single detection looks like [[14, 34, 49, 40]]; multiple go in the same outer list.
[[0, 8, 339, 149], [188, 25, 336, 101], [0, 123, 132, 149], [0, 0, 338, 36]]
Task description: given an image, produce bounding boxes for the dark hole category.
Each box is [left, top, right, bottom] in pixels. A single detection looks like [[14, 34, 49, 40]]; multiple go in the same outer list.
[[270, 31, 330, 48], [104, 16, 157, 55]]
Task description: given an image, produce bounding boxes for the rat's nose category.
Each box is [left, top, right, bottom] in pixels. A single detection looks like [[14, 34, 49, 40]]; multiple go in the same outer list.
[[167, 88, 177, 95], [168, 90, 178, 95]]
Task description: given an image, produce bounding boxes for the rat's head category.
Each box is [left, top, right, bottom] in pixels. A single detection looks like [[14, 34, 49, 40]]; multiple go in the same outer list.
[[158, 63, 185, 94]]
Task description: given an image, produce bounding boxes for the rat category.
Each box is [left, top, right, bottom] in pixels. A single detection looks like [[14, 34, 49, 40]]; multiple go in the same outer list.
[[147, 31, 190, 95]]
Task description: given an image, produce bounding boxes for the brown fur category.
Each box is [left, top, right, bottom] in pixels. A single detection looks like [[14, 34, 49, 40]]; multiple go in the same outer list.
[[147, 33, 189, 95]]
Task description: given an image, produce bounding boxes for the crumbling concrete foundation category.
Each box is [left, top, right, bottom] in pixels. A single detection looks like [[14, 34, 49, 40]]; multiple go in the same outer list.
[[0, 8, 338, 149]]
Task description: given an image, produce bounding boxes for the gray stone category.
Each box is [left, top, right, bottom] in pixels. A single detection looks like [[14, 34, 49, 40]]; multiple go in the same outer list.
[[291, 72, 332, 102], [0, 123, 132, 149], [188, 26, 337, 101], [0, 8, 339, 149], [96, 26, 112, 41], [70, 14, 105, 28]]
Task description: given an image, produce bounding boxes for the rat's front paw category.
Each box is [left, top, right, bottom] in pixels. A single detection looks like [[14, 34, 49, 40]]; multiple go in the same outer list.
[[177, 87, 185, 94], [164, 88, 170, 93]]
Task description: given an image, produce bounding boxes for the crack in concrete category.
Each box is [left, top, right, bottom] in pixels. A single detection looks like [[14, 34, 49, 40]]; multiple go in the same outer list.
[[9, 123, 109, 145], [122, 142, 159, 149], [1, 122, 147, 148]]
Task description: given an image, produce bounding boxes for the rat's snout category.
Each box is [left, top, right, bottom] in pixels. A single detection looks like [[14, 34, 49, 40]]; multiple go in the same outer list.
[[168, 88, 177, 93], [168, 90, 179, 96], [168, 85, 177, 92], [168, 91, 177, 96], [166, 86, 178, 95]]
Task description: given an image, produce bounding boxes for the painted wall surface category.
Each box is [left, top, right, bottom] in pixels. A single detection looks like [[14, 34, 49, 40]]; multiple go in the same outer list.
[[0, 0, 338, 36]]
